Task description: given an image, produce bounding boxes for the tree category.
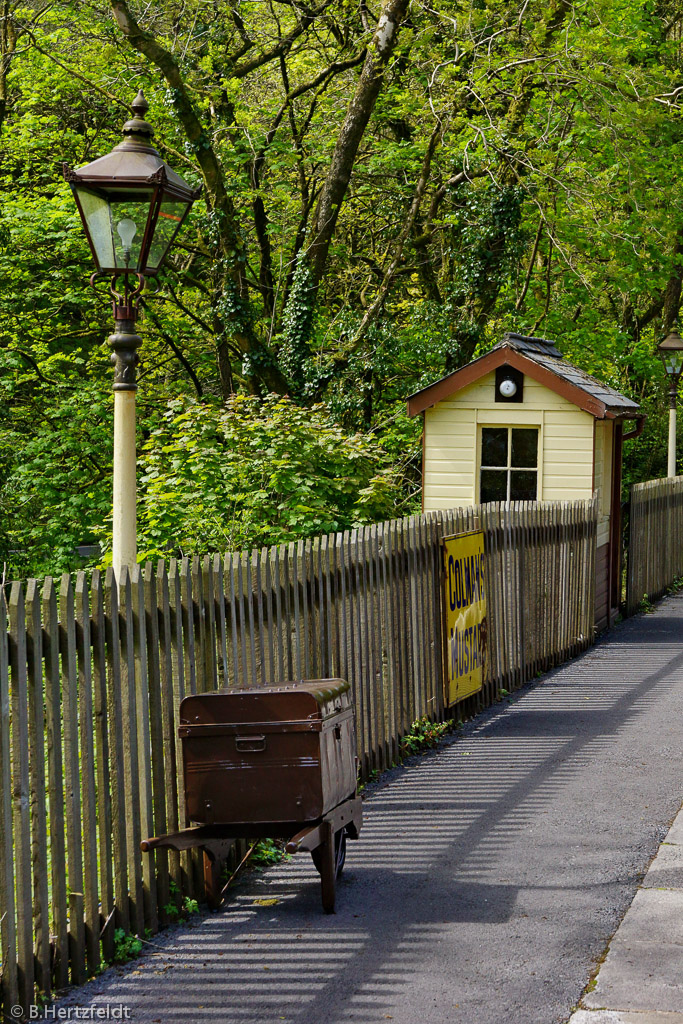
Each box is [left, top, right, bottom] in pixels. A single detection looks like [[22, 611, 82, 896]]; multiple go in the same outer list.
[[3, 0, 683, 578]]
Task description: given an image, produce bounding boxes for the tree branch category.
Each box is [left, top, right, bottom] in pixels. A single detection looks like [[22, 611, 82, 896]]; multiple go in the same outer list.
[[345, 125, 441, 352], [229, 0, 333, 79], [306, 0, 412, 286], [110, 0, 289, 396]]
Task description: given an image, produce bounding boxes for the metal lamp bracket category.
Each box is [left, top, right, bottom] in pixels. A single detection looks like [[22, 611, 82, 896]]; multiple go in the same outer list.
[[109, 271, 146, 321]]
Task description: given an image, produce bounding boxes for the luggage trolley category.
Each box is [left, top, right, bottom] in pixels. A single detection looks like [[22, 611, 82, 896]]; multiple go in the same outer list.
[[142, 679, 362, 913]]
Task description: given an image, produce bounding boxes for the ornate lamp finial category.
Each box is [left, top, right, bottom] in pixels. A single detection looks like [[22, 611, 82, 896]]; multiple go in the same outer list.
[[131, 89, 149, 119], [121, 89, 154, 142]]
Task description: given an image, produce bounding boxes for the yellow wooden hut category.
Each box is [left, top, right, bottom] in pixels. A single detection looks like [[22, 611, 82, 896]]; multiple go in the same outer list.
[[407, 333, 644, 630]]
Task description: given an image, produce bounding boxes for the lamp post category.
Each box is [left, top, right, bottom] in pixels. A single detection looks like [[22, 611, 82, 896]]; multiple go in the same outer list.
[[657, 330, 683, 478], [64, 91, 200, 578]]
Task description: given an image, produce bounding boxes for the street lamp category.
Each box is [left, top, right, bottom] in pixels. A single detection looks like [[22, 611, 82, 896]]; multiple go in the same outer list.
[[657, 330, 683, 478], [63, 91, 201, 577]]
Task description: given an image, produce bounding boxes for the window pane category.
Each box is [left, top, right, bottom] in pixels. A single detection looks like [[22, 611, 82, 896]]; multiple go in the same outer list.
[[481, 427, 508, 467], [481, 470, 508, 503], [511, 429, 538, 468], [510, 470, 537, 500]]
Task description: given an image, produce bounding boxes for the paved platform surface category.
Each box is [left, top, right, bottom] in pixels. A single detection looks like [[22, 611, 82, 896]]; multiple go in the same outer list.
[[568, 806, 683, 1023], [53, 594, 683, 1024]]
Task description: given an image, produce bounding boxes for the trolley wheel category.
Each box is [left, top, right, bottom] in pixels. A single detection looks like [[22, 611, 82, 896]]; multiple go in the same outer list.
[[335, 828, 347, 878], [311, 828, 346, 880]]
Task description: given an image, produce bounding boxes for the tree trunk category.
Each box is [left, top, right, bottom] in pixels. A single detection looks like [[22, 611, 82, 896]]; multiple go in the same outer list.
[[110, 0, 289, 395], [306, 0, 411, 286]]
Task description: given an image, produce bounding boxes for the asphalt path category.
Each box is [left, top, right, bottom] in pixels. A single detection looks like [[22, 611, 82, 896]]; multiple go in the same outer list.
[[55, 593, 683, 1024]]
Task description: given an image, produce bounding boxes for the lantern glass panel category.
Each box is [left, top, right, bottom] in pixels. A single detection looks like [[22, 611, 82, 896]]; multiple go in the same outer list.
[[662, 349, 683, 378], [147, 199, 191, 270], [109, 194, 153, 272], [76, 188, 115, 270]]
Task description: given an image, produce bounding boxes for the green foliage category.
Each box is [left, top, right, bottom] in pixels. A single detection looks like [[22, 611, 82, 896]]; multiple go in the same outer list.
[[183, 896, 199, 915], [280, 256, 317, 396], [163, 884, 199, 920], [112, 928, 143, 963], [3, 0, 683, 579], [250, 839, 290, 866], [400, 716, 454, 756], [120, 393, 410, 563], [357, 768, 380, 794]]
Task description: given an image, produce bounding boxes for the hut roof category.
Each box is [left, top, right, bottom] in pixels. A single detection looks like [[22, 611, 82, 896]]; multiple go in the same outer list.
[[407, 333, 641, 419]]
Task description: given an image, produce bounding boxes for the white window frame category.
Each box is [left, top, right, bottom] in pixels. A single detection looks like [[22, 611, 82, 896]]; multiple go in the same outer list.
[[478, 425, 540, 503]]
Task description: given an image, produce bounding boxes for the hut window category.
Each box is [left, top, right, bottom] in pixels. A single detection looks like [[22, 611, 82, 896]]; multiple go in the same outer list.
[[480, 427, 538, 502]]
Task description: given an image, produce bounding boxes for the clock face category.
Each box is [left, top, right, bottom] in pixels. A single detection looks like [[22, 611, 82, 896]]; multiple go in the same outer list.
[[499, 378, 517, 398]]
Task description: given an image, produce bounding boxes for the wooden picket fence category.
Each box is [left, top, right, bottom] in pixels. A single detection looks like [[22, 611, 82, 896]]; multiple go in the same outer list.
[[0, 497, 597, 1017], [626, 476, 683, 615]]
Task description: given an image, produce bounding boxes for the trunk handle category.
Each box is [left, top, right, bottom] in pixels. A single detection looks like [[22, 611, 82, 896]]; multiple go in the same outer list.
[[235, 734, 267, 752]]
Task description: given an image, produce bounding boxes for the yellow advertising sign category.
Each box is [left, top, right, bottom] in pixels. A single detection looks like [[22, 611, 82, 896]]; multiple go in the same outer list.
[[442, 530, 487, 705]]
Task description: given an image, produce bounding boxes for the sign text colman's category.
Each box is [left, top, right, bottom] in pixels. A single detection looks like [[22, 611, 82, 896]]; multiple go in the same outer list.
[[442, 531, 487, 705]]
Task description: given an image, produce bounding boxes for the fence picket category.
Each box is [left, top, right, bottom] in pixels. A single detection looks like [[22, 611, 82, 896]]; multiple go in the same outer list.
[[302, 539, 312, 679], [131, 566, 157, 935], [58, 575, 85, 985], [238, 551, 252, 686], [254, 548, 266, 685], [180, 559, 197, 697], [168, 560, 192, 897], [213, 554, 228, 688], [291, 541, 302, 680], [157, 562, 182, 900], [191, 557, 207, 695], [0, 587, 19, 1014], [75, 574, 100, 976], [42, 578, 69, 985], [103, 570, 129, 935], [91, 571, 114, 963], [145, 563, 169, 927], [272, 545, 286, 681], [9, 583, 35, 1007], [25, 580, 50, 995], [203, 555, 218, 692], [118, 568, 144, 937]]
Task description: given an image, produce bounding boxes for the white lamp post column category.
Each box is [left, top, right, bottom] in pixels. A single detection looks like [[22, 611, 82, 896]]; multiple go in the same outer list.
[[108, 312, 142, 578], [668, 389, 678, 479]]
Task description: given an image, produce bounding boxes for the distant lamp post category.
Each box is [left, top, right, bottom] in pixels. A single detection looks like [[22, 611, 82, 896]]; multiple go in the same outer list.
[[657, 330, 683, 478], [63, 91, 200, 577]]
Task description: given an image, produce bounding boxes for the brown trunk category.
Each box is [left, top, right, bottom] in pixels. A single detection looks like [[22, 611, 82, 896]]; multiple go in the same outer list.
[[306, 0, 411, 286], [110, 0, 289, 395], [0, 2, 17, 135], [662, 231, 683, 332]]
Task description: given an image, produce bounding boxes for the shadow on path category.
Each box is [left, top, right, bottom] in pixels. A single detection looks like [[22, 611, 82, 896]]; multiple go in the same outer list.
[[56, 597, 683, 1024]]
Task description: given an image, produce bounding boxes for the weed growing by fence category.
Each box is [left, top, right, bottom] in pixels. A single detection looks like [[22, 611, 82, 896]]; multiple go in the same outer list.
[[250, 840, 290, 867], [401, 716, 454, 755], [112, 929, 143, 963]]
